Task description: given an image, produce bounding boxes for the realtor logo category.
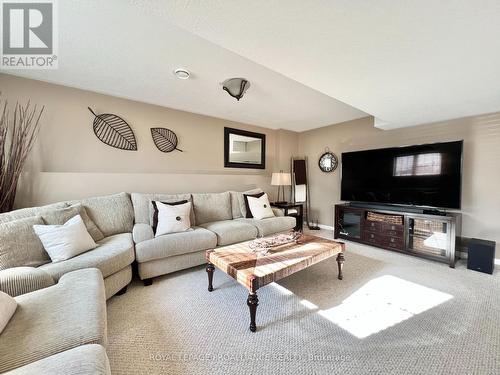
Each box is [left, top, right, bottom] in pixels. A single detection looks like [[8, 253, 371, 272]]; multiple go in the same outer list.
[[1, 0, 58, 69]]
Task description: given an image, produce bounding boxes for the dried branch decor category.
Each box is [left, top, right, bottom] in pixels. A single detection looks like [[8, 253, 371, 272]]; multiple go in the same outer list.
[[0, 97, 44, 213], [88, 107, 137, 151], [151, 127, 183, 152]]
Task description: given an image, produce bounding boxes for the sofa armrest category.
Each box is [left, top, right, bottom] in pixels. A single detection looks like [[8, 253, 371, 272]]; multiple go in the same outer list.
[[0, 267, 55, 297], [133, 223, 154, 243], [272, 208, 285, 217]]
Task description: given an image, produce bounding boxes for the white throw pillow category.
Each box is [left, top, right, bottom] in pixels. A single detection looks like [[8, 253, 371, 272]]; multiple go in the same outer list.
[[155, 201, 192, 237], [0, 290, 17, 334], [33, 215, 97, 263], [247, 193, 275, 220]]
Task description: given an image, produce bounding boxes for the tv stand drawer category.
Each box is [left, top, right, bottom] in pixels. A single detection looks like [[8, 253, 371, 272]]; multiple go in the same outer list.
[[362, 232, 404, 250], [383, 236, 404, 250], [363, 232, 383, 245], [363, 220, 383, 233], [383, 223, 404, 233]]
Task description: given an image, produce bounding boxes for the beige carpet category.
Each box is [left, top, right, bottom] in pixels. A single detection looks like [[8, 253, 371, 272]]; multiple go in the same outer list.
[[106, 236, 500, 374]]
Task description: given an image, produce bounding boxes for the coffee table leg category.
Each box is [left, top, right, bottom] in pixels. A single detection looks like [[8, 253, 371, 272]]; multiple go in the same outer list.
[[336, 253, 345, 280], [206, 263, 215, 292], [247, 292, 259, 332]]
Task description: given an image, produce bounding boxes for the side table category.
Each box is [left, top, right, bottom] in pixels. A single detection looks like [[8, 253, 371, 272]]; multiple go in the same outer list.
[[271, 202, 304, 232]]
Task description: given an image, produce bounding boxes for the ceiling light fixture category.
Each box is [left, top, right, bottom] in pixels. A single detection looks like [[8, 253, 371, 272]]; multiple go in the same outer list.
[[222, 78, 250, 101], [174, 68, 190, 80]]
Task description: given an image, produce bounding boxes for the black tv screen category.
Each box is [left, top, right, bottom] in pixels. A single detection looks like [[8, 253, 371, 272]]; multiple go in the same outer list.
[[341, 140, 463, 209]]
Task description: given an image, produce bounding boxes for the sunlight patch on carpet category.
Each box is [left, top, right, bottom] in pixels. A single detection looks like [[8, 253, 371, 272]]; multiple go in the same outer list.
[[269, 282, 294, 296], [317, 275, 453, 339]]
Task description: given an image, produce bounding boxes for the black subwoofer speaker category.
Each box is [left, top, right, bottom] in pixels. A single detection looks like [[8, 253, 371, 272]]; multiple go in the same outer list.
[[467, 238, 496, 274]]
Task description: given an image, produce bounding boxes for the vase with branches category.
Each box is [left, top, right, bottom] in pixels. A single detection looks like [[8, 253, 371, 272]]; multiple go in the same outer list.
[[0, 97, 44, 213]]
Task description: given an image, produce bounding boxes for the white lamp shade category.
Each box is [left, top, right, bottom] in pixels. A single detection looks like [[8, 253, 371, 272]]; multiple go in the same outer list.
[[271, 172, 292, 186], [281, 172, 291, 186], [271, 173, 281, 186]]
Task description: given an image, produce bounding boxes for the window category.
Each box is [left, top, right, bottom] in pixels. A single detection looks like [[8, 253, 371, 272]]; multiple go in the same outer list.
[[394, 153, 442, 176]]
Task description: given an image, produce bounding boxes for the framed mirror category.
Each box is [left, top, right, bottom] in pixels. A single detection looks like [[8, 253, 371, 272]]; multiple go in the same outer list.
[[224, 127, 266, 169]]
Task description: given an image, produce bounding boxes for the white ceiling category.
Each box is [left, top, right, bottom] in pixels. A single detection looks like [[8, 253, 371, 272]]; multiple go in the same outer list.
[[3, 0, 366, 132], [156, 0, 500, 129]]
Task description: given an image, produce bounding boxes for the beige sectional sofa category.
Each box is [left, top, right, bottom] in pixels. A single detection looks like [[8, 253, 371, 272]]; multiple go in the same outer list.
[[0, 268, 110, 374], [0, 193, 135, 299], [0, 188, 296, 373], [131, 190, 296, 284]]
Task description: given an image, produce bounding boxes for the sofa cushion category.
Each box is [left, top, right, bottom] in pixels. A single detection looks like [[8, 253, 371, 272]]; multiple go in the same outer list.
[[199, 220, 258, 246], [0, 216, 50, 270], [132, 223, 154, 244], [74, 193, 134, 237], [0, 291, 17, 334], [135, 227, 217, 263], [39, 233, 135, 281], [237, 216, 296, 236], [0, 267, 55, 297], [0, 268, 107, 373], [229, 188, 263, 219], [41, 204, 104, 242], [192, 192, 232, 225], [0, 202, 68, 225], [131, 192, 193, 225], [2, 344, 111, 375]]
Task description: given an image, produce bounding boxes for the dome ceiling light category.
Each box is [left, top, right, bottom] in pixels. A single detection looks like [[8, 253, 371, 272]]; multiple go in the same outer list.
[[222, 78, 250, 101], [174, 68, 190, 79]]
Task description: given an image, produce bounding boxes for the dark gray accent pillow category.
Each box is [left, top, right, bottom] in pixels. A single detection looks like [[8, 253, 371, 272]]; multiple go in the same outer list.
[[41, 204, 105, 242], [0, 216, 49, 270]]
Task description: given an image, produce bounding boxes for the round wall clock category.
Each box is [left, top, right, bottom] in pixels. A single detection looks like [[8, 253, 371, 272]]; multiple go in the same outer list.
[[318, 151, 338, 172]]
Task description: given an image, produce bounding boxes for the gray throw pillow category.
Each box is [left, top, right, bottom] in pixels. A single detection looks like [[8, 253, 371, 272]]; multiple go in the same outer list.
[[0, 202, 68, 225], [192, 192, 232, 225], [0, 216, 50, 270], [41, 204, 104, 242]]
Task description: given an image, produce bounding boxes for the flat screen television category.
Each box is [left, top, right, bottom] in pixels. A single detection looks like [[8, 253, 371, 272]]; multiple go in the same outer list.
[[341, 140, 463, 209]]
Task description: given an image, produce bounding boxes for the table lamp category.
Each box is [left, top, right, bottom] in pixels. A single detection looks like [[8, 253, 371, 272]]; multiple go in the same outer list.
[[271, 171, 291, 204]]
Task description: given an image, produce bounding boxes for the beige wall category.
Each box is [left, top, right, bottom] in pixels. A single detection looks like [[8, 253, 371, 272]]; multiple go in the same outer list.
[[3, 73, 498, 250], [298, 115, 500, 248], [0, 74, 298, 206]]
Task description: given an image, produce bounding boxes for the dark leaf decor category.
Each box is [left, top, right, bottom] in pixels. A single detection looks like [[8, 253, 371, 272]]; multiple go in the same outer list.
[[151, 127, 183, 153], [88, 107, 137, 151]]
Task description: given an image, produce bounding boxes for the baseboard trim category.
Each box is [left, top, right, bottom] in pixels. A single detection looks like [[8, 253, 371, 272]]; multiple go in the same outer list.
[[316, 224, 334, 231]]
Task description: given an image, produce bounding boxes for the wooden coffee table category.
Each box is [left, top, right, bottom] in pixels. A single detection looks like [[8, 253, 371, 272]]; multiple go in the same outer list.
[[205, 234, 345, 332]]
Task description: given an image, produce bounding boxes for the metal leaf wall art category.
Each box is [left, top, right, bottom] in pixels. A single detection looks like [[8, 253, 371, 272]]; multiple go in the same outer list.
[[151, 127, 183, 152], [88, 107, 137, 151]]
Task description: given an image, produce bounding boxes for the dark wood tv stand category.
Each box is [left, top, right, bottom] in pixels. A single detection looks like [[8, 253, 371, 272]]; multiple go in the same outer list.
[[334, 204, 461, 267]]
